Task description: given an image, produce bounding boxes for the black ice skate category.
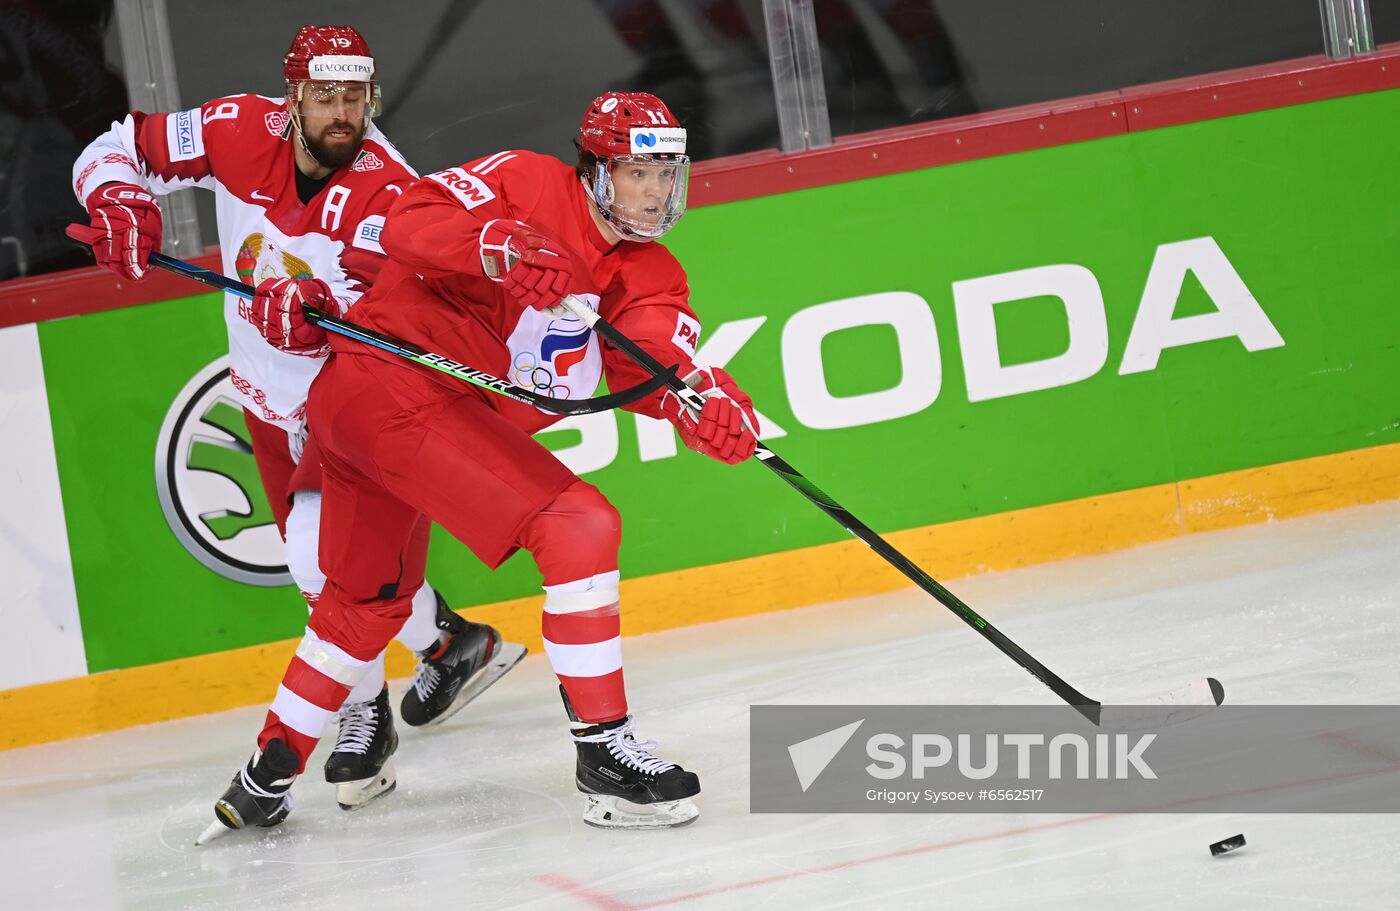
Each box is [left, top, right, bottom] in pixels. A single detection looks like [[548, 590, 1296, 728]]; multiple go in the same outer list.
[[196, 737, 299, 845], [324, 685, 399, 810], [400, 592, 526, 727], [571, 715, 701, 829]]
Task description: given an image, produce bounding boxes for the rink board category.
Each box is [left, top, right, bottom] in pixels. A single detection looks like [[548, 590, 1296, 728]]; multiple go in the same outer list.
[[3, 76, 1400, 745], [4, 441, 1399, 749]]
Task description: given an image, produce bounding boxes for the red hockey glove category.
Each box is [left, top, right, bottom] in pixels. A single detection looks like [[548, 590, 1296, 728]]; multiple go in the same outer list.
[[83, 182, 162, 280], [660, 366, 759, 465], [479, 218, 574, 310], [247, 277, 334, 356]]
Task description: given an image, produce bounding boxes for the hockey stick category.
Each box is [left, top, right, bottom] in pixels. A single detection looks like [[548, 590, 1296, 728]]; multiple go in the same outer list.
[[64, 225, 673, 416], [556, 293, 1224, 729]]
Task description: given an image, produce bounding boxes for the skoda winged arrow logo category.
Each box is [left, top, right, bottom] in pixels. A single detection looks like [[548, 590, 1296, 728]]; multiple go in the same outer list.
[[154, 357, 291, 586]]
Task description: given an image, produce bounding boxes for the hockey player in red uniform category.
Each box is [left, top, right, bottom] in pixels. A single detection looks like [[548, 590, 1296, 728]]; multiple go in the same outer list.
[[206, 91, 759, 836], [71, 25, 524, 813]]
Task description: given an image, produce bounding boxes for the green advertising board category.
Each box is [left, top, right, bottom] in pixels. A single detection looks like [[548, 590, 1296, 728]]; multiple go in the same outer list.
[[36, 88, 1400, 673]]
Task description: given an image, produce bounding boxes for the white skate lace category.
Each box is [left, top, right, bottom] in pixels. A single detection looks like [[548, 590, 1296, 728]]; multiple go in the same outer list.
[[240, 757, 295, 811], [574, 716, 677, 775], [333, 700, 379, 755], [411, 661, 442, 703]]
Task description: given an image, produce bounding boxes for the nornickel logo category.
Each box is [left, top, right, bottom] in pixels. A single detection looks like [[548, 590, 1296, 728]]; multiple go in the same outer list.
[[154, 357, 291, 586]]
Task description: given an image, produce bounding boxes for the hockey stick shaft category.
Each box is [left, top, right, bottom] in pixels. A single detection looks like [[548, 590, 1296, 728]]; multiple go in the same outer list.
[[557, 295, 1103, 723], [129, 243, 671, 416]]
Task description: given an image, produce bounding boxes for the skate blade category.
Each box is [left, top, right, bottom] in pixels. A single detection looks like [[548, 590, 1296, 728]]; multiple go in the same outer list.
[[422, 642, 528, 727], [335, 759, 398, 810], [195, 819, 231, 846], [581, 794, 700, 829]]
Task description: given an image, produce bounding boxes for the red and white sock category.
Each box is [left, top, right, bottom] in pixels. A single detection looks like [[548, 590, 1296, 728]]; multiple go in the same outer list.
[[258, 626, 372, 771], [541, 570, 626, 722]]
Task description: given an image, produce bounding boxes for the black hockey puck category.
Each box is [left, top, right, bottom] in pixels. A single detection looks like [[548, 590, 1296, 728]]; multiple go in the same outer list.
[[1210, 834, 1246, 856]]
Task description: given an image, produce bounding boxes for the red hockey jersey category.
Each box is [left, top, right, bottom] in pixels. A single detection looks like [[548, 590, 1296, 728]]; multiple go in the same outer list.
[[72, 94, 417, 428], [347, 150, 704, 434]]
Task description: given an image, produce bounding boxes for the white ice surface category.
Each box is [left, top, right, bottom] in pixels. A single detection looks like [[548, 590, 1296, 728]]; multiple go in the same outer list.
[[3, 500, 1399, 910]]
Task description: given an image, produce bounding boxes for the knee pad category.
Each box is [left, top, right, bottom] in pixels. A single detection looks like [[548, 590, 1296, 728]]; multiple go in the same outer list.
[[518, 479, 621, 587], [309, 585, 414, 661]]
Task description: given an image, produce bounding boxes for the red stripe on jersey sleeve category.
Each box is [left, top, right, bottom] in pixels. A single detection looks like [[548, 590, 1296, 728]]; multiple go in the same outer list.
[[133, 110, 213, 183]]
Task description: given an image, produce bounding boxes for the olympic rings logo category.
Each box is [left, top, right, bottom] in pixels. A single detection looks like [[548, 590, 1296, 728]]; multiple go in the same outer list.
[[513, 351, 571, 400]]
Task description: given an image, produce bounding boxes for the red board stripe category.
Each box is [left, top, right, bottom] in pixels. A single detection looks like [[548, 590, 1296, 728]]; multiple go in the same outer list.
[[6, 46, 1399, 328], [690, 92, 1127, 208], [691, 48, 1400, 208], [0, 249, 222, 330], [1121, 52, 1400, 132]]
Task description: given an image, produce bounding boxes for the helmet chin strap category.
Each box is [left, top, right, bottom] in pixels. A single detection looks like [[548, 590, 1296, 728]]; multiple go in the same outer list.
[[288, 85, 321, 165], [292, 119, 316, 160], [581, 174, 622, 234]]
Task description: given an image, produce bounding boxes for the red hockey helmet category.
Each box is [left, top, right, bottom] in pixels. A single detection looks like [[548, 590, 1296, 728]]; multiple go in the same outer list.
[[284, 25, 379, 127], [284, 25, 375, 88], [578, 92, 689, 241]]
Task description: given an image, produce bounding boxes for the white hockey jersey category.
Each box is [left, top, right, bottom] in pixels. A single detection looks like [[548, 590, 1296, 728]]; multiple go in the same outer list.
[[72, 94, 418, 429]]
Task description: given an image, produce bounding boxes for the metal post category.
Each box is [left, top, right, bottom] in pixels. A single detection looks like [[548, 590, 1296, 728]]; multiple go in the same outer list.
[[761, 0, 833, 153], [113, 0, 202, 257], [1352, 0, 1376, 54], [1318, 0, 1375, 60]]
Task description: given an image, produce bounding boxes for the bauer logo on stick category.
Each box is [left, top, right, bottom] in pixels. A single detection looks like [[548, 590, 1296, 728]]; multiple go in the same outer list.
[[154, 357, 293, 587]]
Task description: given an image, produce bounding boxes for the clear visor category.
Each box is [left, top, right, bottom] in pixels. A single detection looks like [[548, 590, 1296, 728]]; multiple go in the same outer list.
[[289, 80, 380, 123], [595, 154, 690, 240]]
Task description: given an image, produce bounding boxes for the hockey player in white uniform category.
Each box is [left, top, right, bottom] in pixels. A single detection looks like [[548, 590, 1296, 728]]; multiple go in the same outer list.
[[70, 24, 525, 811]]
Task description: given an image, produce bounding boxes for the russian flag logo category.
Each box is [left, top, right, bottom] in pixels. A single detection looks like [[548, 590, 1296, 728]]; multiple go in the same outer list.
[[540, 318, 593, 377]]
